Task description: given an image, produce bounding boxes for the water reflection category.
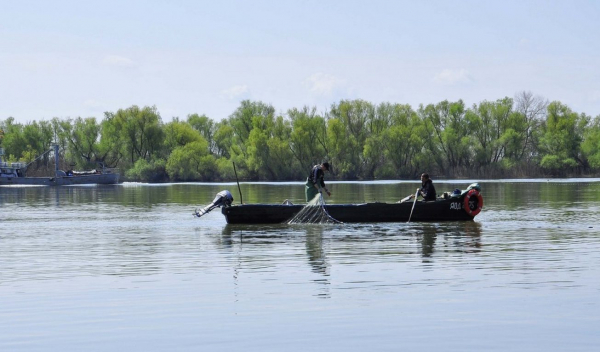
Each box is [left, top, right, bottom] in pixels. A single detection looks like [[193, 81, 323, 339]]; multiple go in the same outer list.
[[6, 181, 600, 351], [304, 226, 331, 298], [458, 221, 483, 250], [216, 221, 484, 298], [305, 226, 329, 276], [419, 225, 438, 258], [388, 222, 484, 260], [219, 224, 304, 244], [219, 224, 332, 298], [429, 221, 483, 257], [103, 234, 165, 277]]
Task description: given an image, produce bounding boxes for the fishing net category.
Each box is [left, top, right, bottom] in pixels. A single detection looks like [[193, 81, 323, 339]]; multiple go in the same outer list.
[[287, 193, 342, 224]]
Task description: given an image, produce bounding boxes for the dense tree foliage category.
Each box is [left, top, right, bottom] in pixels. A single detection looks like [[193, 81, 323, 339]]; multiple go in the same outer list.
[[2, 94, 600, 182]]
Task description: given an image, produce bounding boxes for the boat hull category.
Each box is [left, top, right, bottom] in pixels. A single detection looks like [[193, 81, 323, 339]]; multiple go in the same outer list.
[[0, 173, 120, 186], [222, 197, 476, 224]]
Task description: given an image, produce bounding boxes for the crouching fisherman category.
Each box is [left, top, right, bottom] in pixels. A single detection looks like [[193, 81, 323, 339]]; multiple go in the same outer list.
[[195, 190, 233, 218], [305, 162, 331, 202]]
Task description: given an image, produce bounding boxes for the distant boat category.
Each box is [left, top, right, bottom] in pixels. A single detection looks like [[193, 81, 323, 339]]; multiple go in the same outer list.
[[0, 145, 120, 186]]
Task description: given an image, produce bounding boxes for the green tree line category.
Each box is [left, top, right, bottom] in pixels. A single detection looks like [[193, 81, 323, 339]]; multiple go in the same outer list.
[[2, 92, 600, 181]]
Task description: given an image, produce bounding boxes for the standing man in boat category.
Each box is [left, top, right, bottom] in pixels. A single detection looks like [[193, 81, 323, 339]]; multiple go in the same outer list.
[[408, 172, 437, 201], [305, 162, 331, 202]]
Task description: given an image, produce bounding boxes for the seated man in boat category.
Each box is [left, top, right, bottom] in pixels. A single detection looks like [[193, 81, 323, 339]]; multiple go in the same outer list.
[[408, 173, 437, 201], [305, 162, 331, 202]]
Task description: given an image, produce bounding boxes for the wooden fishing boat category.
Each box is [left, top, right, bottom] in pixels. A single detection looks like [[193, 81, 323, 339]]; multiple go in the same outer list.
[[196, 186, 484, 224], [0, 145, 120, 186]]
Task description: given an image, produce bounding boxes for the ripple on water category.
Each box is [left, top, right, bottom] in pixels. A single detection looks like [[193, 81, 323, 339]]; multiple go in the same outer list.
[[2, 182, 600, 351]]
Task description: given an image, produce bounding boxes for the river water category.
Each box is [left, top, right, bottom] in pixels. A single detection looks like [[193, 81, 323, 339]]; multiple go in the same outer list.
[[1, 180, 600, 351]]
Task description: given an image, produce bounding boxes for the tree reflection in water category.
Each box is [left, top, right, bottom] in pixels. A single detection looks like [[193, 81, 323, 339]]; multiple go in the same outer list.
[[412, 222, 483, 259], [218, 224, 332, 298], [215, 221, 482, 299]]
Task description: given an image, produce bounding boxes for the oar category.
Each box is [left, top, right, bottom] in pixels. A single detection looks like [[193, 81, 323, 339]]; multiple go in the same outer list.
[[407, 189, 419, 223], [399, 195, 411, 203], [232, 162, 243, 204]]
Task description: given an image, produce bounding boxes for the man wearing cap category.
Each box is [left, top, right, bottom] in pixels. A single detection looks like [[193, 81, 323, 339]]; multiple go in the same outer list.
[[305, 162, 331, 202]]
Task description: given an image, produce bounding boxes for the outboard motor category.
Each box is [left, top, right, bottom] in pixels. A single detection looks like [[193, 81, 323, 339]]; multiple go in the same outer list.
[[194, 190, 234, 218]]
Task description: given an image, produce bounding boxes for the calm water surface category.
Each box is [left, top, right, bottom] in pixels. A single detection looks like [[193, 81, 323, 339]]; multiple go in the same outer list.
[[1, 180, 600, 351]]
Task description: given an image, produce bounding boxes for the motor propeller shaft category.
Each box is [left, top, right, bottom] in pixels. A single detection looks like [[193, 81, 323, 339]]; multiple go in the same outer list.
[[194, 190, 233, 218]]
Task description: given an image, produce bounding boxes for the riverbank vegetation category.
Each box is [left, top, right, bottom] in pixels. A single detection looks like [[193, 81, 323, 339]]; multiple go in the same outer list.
[[2, 91, 600, 181]]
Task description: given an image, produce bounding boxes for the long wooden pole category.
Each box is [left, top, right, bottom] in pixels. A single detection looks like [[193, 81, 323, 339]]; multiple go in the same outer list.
[[232, 162, 243, 204], [407, 189, 419, 222]]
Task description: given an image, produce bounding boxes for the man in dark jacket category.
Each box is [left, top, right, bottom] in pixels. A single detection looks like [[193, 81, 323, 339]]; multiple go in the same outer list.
[[305, 162, 331, 202], [409, 173, 436, 201]]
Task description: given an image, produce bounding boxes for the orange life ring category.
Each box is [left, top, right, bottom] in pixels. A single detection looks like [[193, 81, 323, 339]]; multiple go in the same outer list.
[[463, 189, 483, 217]]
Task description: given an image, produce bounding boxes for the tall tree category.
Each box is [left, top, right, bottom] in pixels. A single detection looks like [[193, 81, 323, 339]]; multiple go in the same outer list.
[[109, 105, 164, 166], [1, 117, 27, 161], [226, 100, 275, 178], [328, 100, 375, 178], [327, 117, 361, 179], [163, 119, 204, 152], [64, 117, 101, 169], [420, 100, 472, 176], [362, 103, 395, 178], [98, 112, 125, 168], [581, 115, 600, 169], [288, 107, 328, 172], [227, 100, 275, 155], [187, 114, 217, 154], [212, 121, 234, 159], [514, 91, 548, 162], [538, 101, 588, 173], [466, 97, 514, 168], [166, 140, 216, 181], [382, 104, 425, 177]]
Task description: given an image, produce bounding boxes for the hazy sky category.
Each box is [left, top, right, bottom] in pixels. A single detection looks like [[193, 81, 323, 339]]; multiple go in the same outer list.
[[2, 0, 599, 124]]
